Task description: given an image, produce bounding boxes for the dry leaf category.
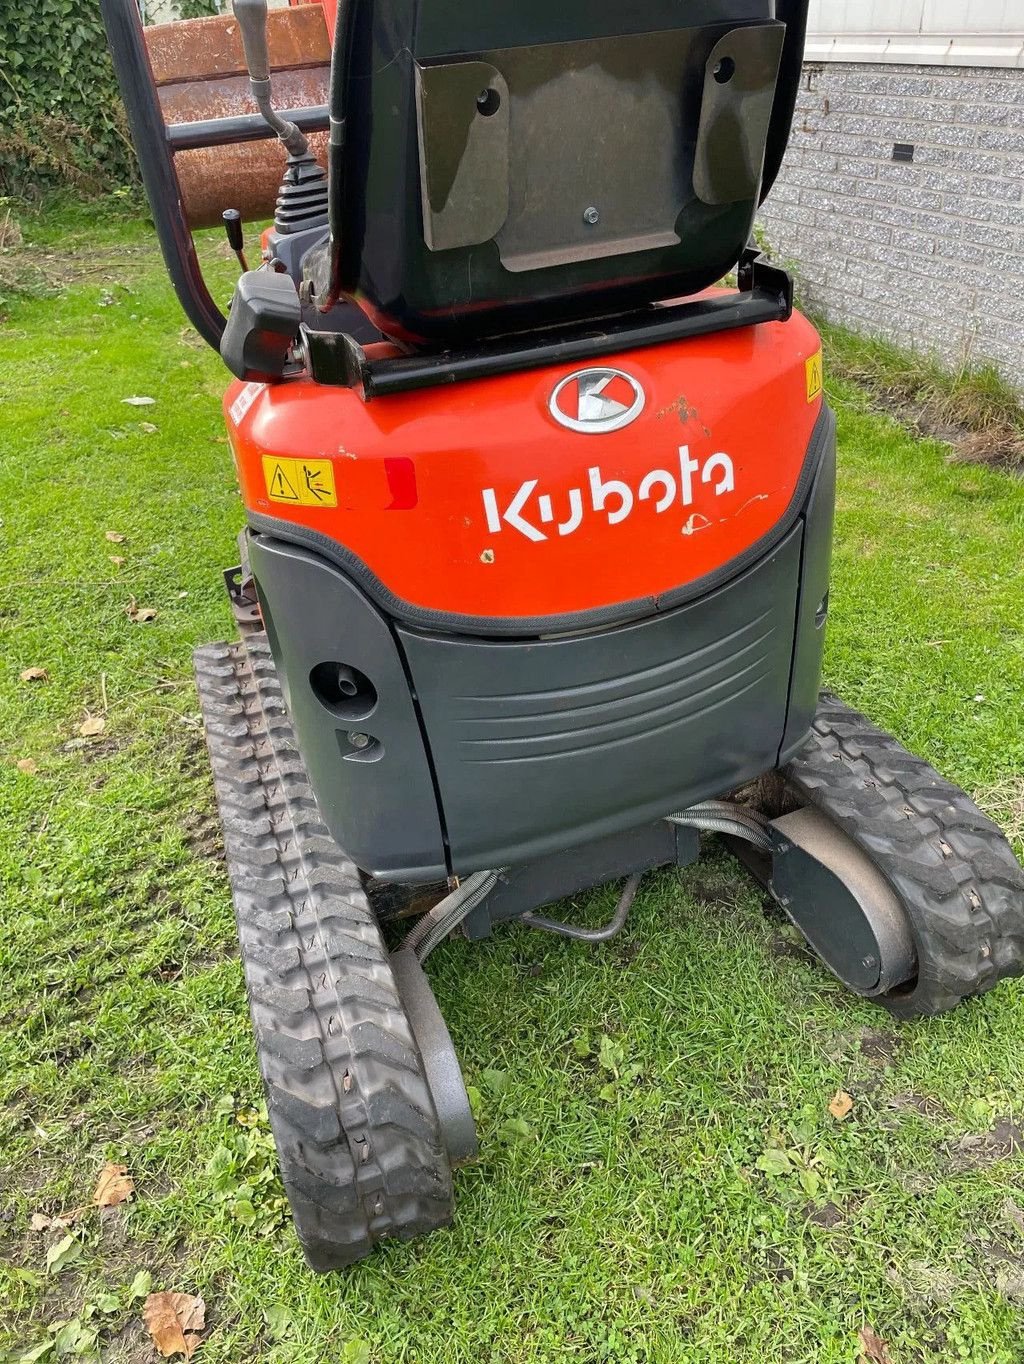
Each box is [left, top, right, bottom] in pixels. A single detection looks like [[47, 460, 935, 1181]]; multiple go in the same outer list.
[[30, 1210, 77, 1232], [79, 716, 106, 738], [143, 1292, 206, 1359], [16, 758, 38, 775], [121, 395, 156, 407], [109, 555, 126, 566], [105, 531, 126, 543], [858, 1326, 893, 1364], [92, 1162, 134, 1208], [829, 1090, 854, 1121], [19, 667, 48, 682], [128, 605, 159, 623]]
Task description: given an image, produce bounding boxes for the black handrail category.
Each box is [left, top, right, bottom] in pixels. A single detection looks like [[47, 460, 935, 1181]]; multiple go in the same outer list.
[[98, 0, 232, 349], [167, 105, 329, 152]]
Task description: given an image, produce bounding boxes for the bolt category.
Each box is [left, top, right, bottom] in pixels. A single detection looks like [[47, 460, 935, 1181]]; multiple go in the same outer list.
[[348, 732, 371, 750], [862, 955, 877, 970], [583, 206, 600, 226]]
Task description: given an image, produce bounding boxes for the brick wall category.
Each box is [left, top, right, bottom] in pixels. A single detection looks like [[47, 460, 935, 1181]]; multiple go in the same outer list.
[[758, 63, 1024, 380]]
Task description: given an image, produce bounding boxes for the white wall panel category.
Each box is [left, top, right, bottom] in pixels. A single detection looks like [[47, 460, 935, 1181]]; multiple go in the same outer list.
[[810, 0, 1021, 33], [807, 0, 1024, 65]]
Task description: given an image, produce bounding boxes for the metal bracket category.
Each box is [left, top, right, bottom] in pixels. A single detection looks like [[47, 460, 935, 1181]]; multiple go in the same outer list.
[[222, 562, 262, 630], [768, 807, 916, 996]]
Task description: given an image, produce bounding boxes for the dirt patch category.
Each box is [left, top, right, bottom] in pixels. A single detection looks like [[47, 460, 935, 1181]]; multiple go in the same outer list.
[[152, 959, 184, 984], [886, 1259, 960, 1310], [945, 1120, 1024, 1172], [860, 1031, 903, 1066], [887, 1092, 949, 1121], [805, 1201, 844, 1229], [182, 809, 224, 862], [1, 221, 149, 314], [976, 776, 1024, 853], [685, 875, 749, 909], [829, 345, 1024, 473], [763, 1248, 793, 1282], [10, 235, 151, 290], [1000, 1198, 1024, 1236], [655, 395, 712, 437]]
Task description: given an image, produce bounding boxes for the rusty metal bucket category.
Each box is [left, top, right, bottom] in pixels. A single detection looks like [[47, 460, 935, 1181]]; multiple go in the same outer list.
[[144, 4, 330, 227]]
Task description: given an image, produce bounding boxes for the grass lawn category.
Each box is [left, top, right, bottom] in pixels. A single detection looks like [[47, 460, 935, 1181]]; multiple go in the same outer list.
[[1, 203, 1023, 1364]]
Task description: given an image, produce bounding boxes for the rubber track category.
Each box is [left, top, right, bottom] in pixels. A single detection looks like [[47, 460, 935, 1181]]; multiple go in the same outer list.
[[785, 694, 1024, 1017], [194, 636, 453, 1269]]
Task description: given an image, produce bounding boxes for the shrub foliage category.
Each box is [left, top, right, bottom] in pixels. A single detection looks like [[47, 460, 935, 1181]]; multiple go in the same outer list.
[[0, 0, 218, 200]]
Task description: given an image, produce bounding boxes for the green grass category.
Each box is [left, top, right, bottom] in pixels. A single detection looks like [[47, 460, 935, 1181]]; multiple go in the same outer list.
[[817, 320, 1024, 472], [2, 204, 1024, 1364]]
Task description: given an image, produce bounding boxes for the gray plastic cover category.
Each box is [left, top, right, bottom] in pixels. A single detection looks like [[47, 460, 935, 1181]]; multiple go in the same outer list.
[[414, 22, 786, 269], [399, 528, 803, 874]]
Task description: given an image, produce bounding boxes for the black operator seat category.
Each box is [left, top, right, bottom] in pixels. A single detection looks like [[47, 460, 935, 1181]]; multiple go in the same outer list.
[[304, 0, 810, 344]]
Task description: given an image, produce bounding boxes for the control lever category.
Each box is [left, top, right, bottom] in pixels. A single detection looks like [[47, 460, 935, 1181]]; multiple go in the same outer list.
[[222, 209, 249, 273]]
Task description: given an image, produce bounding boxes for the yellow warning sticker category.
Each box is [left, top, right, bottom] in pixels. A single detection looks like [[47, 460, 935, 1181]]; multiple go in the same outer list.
[[262, 456, 337, 508], [805, 350, 824, 404]]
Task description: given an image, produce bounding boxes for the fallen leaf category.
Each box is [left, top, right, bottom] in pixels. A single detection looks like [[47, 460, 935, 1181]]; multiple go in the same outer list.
[[121, 396, 156, 406], [54, 1319, 99, 1356], [79, 716, 106, 738], [829, 1090, 854, 1122], [45, 1233, 83, 1275], [19, 667, 48, 682], [109, 556, 125, 566], [1002, 1198, 1024, 1236], [264, 1304, 293, 1342], [143, 1292, 206, 1359], [30, 1211, 76, 1232], [128, 605, 159, 623], [17, 758, 38, 775], [92, 1161, 134, 1208], [128, 1270, 153, 1301], [105, 531, 126, 543], [17, 1340, 53, 1363], [858, 1326, 893, 1364]]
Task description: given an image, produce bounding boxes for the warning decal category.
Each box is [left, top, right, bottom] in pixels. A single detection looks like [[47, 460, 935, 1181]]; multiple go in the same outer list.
[[229, 381, 264, 427], [262, 456, 337, 509], [805, 350, 824, 404]]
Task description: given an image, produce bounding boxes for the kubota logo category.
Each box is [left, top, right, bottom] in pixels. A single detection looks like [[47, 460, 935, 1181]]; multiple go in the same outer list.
[[549, 368, 646, 434], [482, 446, 737, 543]]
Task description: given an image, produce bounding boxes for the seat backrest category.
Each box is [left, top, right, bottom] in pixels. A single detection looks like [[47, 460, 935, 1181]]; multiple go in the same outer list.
[[317, 0, 810, 342]]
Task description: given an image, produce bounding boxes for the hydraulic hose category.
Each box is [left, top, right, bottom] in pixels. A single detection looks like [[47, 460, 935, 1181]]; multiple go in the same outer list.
[[666, 800, 774, 854], [232, 0, 309, 157], [405, 870, 503, 963], [407, 804, 772, 959]]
